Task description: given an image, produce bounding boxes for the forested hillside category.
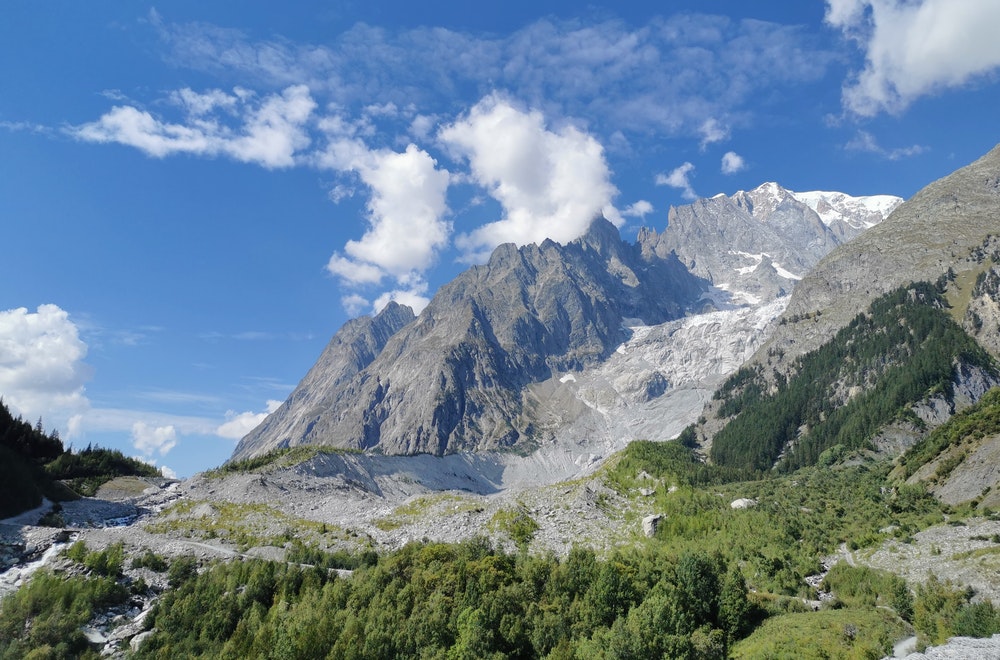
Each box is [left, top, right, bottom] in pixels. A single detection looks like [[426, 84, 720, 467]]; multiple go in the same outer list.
[[709, 282, 998, 471], [0, 400, 161, 518]]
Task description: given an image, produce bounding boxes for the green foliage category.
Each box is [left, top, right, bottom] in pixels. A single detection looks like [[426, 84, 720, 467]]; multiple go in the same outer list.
[[144, 500, 329, 552], [0, 401, 63, 463], [0, 446, 45, 518], [132, 541, 749, 659], [0, 570, 127, 659], [0, 399, 66, 517], [131, 549, 169, 572], [606, 440, 944, 596], [286, 540, 378, 571], [711, 283, 997, 471], [209, 445, 361, 477], [62, 540, 125, 578], [730, 608, 907, 659], [899, 386, 1000, 480], [913, 574, 1000, 647], [605, 440, 756, 491], [821, 564, 913, 620], [488, 504, 540, 550], [0, 397, 162, 516], [45, 444, 160, 496], [167, 556, 199, 589]]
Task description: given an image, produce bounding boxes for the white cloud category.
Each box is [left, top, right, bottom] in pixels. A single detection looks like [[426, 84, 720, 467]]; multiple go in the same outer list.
[[171, 87, 239, 116], [215, 399, 282, 440], [440, 94, 619, 261], [622, 200, 654, 218], [826, 0, 1000, 115], [71, 407, 219, 438], [698, 118, 729, 150], [130, 454, 177, 479], [341, 294, 370, 316], [131, 421, 178, 456], [71, 85, 317, 168], [0, 305, 91, 424], [845, 130, 927, 159], [721, 151, 747, 174], [156, 14, 833, 142], [320, 141, 451, 285], [656, 162, 697, 200], [372, 285, 430, 315]]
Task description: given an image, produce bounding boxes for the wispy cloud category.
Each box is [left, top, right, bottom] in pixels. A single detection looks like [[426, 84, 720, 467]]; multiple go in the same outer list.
[[216, 400, 282, 440], [0, 120, 52, 135], [69, 85, 317, 168], [826, 0, 1000, 116], [622, 200, 654, 218], [656, 162, 697, 200], [845, 130, 927, 160], [150, 12, 835, 140], [698, 118, 729, 150]]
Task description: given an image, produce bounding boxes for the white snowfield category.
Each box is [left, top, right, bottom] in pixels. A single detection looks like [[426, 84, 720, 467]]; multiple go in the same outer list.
[[790, 188, 903, 229]]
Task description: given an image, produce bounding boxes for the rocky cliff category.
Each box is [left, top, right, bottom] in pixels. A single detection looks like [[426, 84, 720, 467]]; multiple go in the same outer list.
[[234, 218, 705, 460], [234, 181, 901, 464]]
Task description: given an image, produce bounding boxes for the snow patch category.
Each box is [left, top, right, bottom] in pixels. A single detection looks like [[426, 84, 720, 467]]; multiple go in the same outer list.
[[559, 374, 577, 384], [790, 189, 902, 229], [772, 263, 802, 280]]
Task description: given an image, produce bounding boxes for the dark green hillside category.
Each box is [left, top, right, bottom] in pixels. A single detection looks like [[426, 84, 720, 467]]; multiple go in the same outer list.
[[710, 283, 997, 472], [0, 399, 161, 518], [0, 401, 66, 517]]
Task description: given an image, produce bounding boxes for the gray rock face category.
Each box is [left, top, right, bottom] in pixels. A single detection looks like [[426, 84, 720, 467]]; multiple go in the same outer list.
[[643, 183, 901, 306], [642, 514, 663, 538], [964, 261, 1000, 359], [234, 180, 897, 464], [234, 218, 706, 460], [234, 301, 416, 460]]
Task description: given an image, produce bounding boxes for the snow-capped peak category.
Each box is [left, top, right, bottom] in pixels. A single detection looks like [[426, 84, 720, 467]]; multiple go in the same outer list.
[[789, 189, 903, 229]]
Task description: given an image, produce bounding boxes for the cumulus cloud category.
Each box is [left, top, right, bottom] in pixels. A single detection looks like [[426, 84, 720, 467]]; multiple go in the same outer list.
[[826, 0, 1000, 115], [656, 162, 697, 200], [320, 141, 451, 286], [216, 400, 283, 440], [439, 95, 619, 261], [0, 304, 91, 423], [131, 421, 178, 456], [71, 85, 316, 168], [721, 151, 747, 174], [622, 200, 654, 219], [845, 130, 927, 160]]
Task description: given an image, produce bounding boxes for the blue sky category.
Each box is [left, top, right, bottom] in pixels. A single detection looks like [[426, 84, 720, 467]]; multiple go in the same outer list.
[[2, 0, 1000, 477]]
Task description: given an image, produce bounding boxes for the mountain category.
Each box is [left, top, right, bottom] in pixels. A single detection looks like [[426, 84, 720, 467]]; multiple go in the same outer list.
[[698, 143, 1000, 469], [235, 182, 898, 465], [760, 144, 1000, 367], [234, 218, 705, 460], [641, 182, 902, 305]]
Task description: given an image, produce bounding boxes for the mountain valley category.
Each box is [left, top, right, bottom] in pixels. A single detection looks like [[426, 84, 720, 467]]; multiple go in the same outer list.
[[5, 146, 1000, 658]]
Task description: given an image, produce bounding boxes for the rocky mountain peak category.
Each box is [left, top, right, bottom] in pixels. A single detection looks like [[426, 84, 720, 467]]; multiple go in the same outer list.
[[233, 174, 903, 463]]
